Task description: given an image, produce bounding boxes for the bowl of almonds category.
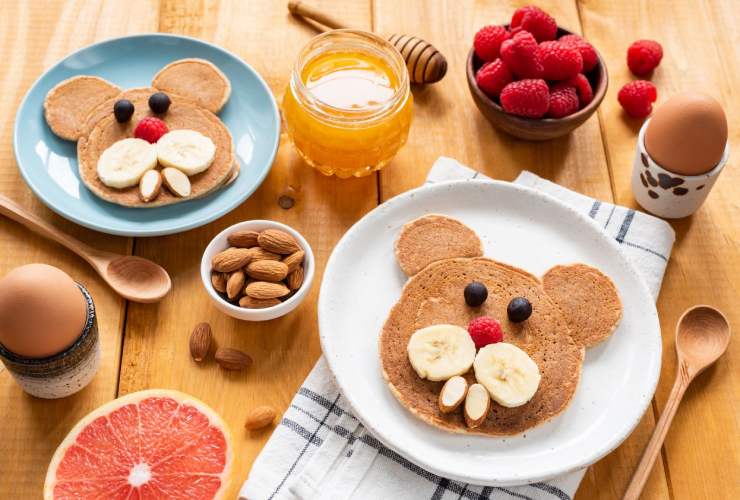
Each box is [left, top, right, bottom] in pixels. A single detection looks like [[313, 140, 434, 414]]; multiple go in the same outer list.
[[200, 220, 314, 321]]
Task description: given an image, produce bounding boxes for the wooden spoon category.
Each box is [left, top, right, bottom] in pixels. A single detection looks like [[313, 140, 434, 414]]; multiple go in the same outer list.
[[0, 195, 171, 303], [623, 305, 730, 500]]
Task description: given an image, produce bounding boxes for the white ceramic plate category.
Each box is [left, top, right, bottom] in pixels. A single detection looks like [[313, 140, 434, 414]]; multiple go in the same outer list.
[[318, 180, 661, 486]]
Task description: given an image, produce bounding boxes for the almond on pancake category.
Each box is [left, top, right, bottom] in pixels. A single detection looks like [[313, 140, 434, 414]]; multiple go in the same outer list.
[[77, 88, 234, 208]]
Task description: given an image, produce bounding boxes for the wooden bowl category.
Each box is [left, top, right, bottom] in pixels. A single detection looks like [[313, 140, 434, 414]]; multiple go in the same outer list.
[[466, 27, 608, 141]]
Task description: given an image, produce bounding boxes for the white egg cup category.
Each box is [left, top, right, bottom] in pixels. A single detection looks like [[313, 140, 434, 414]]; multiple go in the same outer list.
[[200, 220, 314, 321], [632, 119, 729, 218]]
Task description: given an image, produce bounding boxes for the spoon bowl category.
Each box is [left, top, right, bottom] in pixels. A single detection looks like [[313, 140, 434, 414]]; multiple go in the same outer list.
[[102, 255, 172, 303], [676, 306, 731, 375]]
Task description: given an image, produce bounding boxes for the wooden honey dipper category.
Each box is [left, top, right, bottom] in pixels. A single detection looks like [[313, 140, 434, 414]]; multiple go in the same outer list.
[[288, 0, 447, 84]]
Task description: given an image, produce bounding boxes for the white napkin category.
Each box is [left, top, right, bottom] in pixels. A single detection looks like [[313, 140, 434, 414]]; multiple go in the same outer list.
[[240, 157, 676, 500]]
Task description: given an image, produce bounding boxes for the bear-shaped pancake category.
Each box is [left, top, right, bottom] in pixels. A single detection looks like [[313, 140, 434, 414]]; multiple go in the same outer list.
[[380, 215, 622, 435]]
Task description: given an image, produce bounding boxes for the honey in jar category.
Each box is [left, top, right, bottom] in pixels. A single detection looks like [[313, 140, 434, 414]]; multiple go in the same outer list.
[[283, 30, 413, 178]]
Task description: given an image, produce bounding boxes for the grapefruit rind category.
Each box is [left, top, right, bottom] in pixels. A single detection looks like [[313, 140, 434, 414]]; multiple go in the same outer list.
[[43, 389, 233, 500]]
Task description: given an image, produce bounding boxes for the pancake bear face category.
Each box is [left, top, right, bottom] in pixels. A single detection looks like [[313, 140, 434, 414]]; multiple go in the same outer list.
[[43, 59, 236, 207], [380, 214, 622, 435]]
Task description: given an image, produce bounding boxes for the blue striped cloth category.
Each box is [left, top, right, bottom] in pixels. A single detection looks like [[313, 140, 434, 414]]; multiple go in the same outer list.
[[240, 157, 675, 500]]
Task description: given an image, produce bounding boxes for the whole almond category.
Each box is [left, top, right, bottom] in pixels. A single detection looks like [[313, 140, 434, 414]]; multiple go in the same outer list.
[[282, 250, 305, 273], [286, 267, 304, 291], [211, 272, 227, 293], [239, 296, 281, 309], [249, 247, 281, 261], [212, 247, 252, 272], [228, 230, 260, 248], [227, 270, 246, 300], [245, 406, 276, 430], [246, 260, 289, 282], [258, 229, 300, 255], [245, 281, 290, 300], [189, 322, 212, 362], [215, 347, 252, 370]]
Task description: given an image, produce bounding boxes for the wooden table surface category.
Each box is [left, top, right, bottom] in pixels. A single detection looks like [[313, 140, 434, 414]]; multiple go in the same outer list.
[[0, 1, 737, 499]]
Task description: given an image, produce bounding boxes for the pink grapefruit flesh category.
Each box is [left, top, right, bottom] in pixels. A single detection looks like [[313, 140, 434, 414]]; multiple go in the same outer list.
[[44, 389, 233, 500]]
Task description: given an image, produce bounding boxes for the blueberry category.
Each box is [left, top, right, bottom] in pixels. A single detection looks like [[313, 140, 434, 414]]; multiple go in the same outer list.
[[507, 297, 532, 323], [113, 99, 134, 122], [148, 92, 171, 114], [464, 282, 488, 307]]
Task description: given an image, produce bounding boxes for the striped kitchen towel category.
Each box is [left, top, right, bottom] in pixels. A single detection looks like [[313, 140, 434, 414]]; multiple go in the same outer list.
[[240, 156, 676, 500]]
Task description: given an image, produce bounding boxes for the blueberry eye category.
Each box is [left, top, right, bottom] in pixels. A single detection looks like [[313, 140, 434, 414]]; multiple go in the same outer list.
[[149, 92, 171, 114], [507, 297, 532, 323], [113, 99, 134, 122]]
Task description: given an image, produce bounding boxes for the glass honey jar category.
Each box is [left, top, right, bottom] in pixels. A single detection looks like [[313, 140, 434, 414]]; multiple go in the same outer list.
[[282, 30, 413, 178]]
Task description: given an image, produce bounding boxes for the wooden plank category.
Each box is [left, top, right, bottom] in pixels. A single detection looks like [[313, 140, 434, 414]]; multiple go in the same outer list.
[[116, 1, 376, 498], [0, 1, 157, 497], [578, 1, 740, 499], [373, 1, 670, 499]]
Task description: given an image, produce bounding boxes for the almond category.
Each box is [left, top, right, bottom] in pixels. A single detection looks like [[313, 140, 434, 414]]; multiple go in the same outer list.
[[161, 167, 191, 197], [438, 375, 468, 414], [211, 272, 227, 293], [245, 406, 276, 430], [464, 383, 491, 429], [138, 169, 162, 202], [249, 247, 281, 262], [189, 322, 212, 362], [258, 229, 300, 255], [214, 347, 252, 370], [226, 270, 246, 300], [245, 281, 290, 300], [212, 247, 252, 272], [246, 260, 289, 282], [286, 267, 304, 291], [282, 250, 305, 273], [228, 230, 260, 248], [239, 296, 281, 309]]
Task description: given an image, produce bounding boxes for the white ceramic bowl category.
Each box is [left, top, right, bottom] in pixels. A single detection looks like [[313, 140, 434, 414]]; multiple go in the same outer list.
[[201, 220, 314, 321]]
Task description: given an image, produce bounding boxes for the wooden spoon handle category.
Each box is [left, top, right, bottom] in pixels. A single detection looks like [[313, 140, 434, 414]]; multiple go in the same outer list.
[[0, 194, 100, 267], [287, 0, 349, 30], [623, 369, 690, 500]]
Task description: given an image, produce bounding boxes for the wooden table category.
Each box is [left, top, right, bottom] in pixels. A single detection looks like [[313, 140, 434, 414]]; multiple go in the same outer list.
[[0, 1, 737, 498]]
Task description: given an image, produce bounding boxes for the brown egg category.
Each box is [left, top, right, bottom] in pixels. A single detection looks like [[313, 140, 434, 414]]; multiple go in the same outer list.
[[645, 92, 728, 176], [0, 264, 87, 358]]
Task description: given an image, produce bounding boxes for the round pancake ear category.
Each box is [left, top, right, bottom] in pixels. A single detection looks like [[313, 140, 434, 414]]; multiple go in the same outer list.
[[43, 76, 121, 141], [152, 58, 231, 113], [395, 215, 483, 276], [542, 264, 623, 347]]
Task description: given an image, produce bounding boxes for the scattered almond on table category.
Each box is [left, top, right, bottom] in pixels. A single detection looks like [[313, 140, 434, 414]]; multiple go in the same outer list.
[[214, 347, 252, 370], [189, 322, 213, 362], [244, 405, 277, 430], [210, 228, 306, 309]]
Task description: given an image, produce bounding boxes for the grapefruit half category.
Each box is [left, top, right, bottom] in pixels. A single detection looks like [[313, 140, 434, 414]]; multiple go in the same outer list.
[[44, 389, 233, 499]]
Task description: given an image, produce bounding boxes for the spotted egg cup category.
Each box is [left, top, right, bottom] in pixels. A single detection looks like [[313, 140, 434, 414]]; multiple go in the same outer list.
[[632, 119, 729, 219]]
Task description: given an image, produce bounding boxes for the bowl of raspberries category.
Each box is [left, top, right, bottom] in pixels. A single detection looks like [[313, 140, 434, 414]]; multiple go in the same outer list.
[[467, 5, 607, 140]]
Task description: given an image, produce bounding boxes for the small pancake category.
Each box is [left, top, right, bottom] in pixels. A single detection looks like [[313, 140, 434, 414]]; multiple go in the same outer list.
[[152, 59, 231, 113], [77, 88, 234, 208], [380, 257, 584, 436], [44, 76, 121, 140], [543, 264, 622, 347], [395, 215, 483, 276]]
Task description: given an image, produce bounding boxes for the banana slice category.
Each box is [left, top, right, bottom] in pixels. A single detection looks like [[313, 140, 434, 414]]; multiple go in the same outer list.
[[156, 129, 216, 176], [473, 343, 541, 408], [407, 325, 476, 381], [97, 138, 157, 189]]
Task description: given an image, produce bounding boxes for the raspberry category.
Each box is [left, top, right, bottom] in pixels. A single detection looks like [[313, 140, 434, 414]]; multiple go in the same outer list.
[[510, 6, 557, 42], [134, 117, 169, 143], [476, 59, 513, 98], [618, 80, 657, 118], [467, 317, 504, 349], [500, 79, 549, 118], [627, 39, 663, 76], [500, 31, 543, 79], [474, 25, 511, 62], [547, 83, 579, 118], [538, 41, 583, 80], [559, 34, 598, 72], [565, 73, 594, 107]]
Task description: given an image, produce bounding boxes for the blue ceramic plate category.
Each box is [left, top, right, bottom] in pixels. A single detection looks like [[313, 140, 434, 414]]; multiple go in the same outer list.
[[14, 34, 280, 236]]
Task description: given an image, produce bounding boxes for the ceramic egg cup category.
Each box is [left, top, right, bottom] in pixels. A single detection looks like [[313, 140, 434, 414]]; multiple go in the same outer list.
[[632, 119, 730, 218], [201, 220, 314, 321]]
